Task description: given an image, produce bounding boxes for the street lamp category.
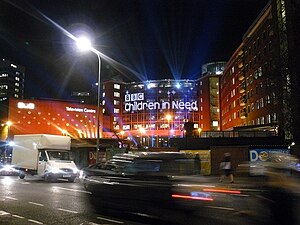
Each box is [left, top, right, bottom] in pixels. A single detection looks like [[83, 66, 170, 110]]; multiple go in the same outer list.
[[76, 36, 102, 163], [120, 130, 125, 140], [198, 128, 202, 138], [5, 121, 13, 162]]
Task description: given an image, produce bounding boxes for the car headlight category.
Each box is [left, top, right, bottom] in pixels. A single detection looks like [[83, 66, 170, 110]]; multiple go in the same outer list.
[[73, 168, 79, 174], [79, 170, 84, 178], [50, 167, 60, 174], [3, 165, 14, 172]]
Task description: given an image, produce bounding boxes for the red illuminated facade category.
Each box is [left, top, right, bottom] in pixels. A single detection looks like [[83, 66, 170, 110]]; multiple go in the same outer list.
[[6, 98, 104, 139]]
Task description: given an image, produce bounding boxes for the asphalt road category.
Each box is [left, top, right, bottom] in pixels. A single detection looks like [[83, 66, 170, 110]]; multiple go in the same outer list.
[[0, 176, 146, 225], [1, 175, 299, 225]]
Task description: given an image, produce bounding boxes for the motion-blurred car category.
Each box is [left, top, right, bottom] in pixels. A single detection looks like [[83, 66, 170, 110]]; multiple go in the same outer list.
[[83, 152, 259, 224], [0, 163, 19, 176], [79, 158, 128, 187], [236, 152, 300, 225]]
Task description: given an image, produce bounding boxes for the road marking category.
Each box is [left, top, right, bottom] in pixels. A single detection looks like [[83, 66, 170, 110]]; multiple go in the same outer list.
[[97, 216, 124, 224], [58, 208, 78, 214], [0, 210, 10, 216], [53, 186, 91, 194], [5, 196, 18, 200], [29, 202, 44, 207], [12, 214, 25, 219], [206, 206, 236, 211], [82, 222, 101, 225], [28, 219, 44, 224]]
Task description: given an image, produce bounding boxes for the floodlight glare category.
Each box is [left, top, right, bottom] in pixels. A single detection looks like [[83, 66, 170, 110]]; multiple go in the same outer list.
[[76, 36, 92, 51]]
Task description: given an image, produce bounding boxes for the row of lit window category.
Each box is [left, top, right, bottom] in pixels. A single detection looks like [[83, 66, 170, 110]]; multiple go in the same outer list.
[[16, 119, 97, 128], [222, 92, 276, 116], [222, 110, 277, 126]]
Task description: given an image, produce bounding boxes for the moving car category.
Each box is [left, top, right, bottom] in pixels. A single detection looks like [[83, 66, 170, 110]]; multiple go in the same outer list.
[[83, 152, 252, 224], [0, 163, 19, 176]]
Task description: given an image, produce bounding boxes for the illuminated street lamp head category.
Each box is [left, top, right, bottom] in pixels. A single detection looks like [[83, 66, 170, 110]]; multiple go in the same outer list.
[[76, 36, 92, 52], [6, 121, 12, 127], [166, 115, 172, 121], [139, 127, 146, 134]]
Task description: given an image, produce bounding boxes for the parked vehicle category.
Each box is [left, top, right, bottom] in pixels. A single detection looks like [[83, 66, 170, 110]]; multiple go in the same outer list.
[[12, 134, 78, 182]]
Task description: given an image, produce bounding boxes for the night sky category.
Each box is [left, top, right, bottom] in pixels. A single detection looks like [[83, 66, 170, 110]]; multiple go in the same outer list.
[[0, 0, 269, 100]]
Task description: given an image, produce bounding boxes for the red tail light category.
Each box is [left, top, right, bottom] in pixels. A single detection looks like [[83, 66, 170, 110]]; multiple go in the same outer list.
[[172, 194, 214, 201]]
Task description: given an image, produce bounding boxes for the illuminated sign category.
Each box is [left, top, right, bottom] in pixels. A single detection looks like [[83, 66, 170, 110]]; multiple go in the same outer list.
[[124, 93, 198, 112], [125, 93, 144, 102], [17, 102, 35, 109], [65, 107, 96, 113]]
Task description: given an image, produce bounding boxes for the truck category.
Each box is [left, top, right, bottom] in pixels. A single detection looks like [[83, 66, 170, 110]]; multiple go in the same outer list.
[[12, 134, 78, 182]]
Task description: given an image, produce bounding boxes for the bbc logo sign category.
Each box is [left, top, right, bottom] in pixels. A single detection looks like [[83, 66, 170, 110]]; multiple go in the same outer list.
[[125, 93, 144, 102]]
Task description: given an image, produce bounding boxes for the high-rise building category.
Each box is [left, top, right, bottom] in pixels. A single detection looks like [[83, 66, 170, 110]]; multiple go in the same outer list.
[[199, 62, 226, 131], [0, 59, 25, 101], [220, 0, 299, 147], [0, 58, 25, 134]]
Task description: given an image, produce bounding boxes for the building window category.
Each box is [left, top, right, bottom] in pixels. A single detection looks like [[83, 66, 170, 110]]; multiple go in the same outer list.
[[212, 120, 219, 127], [114, 108, 120, 114], [260, 98, 264, 108], [256, 118, 260, 125], [266, 95, 271, 104], [114, 84, 120, 89], [114, 92, 120, 97], [114, 100, 120, 105], [266, 114, 271, 124], [256, 100, 260, 110], [261, 116, 265, 125]]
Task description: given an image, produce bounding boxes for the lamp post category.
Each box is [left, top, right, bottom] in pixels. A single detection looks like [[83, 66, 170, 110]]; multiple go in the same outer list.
[[198, 128, 202, 138], [120, 130, 125, 140], [5, 121, 12, 162], [76, 36, 102, 163]]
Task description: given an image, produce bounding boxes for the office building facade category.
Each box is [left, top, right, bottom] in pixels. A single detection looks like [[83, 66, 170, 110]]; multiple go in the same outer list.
[[220, 0, 299, 147]]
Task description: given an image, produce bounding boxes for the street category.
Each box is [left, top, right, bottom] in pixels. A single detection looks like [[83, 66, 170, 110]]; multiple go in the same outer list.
[[1, 175, 300, 225], [0, 176, 145, 225]]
